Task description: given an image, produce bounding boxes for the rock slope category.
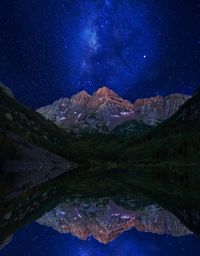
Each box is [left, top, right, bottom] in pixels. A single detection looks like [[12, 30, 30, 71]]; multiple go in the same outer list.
[[175, 87, 200, 121], [0, 82, 14, 98]]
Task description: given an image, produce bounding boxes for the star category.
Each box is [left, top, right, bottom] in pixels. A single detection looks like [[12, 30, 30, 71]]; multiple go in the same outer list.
[[0, 0, 198, 108]]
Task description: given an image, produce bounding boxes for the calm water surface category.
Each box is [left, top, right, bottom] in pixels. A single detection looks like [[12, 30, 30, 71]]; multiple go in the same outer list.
[[0, 167, 200, 255]]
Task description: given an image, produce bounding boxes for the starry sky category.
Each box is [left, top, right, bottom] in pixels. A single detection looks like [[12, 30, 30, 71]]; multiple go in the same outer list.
[[1, 222, 200, 256], [0, 0, 199, 108]]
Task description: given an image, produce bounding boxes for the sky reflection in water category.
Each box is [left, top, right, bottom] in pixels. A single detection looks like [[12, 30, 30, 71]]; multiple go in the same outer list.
[[1, 222, 200, 256]]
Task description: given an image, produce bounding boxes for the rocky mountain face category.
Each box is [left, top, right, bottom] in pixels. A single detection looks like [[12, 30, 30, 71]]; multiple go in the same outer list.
[[37, 199, 191, 244], [37, 87, 190, 132], [37, 87, 135, 132], [175, 87, 200, 122], [133, 93, 191, 125]]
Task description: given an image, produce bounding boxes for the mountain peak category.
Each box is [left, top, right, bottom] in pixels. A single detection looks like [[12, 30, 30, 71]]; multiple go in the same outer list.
[[94, 86, 116, 96], [37, 87, 191, 132], [71, 90, 91, 99]]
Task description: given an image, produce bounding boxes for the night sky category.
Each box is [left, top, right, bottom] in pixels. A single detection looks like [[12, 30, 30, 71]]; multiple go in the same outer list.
[[1, 222, 200, 256], [0, 0, 199, 108]]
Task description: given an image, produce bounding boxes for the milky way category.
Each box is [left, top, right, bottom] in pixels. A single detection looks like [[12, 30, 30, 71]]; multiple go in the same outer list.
[[67, 0, 160, 95], [0, 0, 199, 108]]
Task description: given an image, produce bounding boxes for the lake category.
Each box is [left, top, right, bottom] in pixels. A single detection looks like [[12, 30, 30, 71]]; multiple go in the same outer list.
[[0, 166, 200, 255]]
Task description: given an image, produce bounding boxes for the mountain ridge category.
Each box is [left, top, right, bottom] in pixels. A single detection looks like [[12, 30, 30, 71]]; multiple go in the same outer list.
[[1, 81, 199, 166], [37, 86, 190, 133]]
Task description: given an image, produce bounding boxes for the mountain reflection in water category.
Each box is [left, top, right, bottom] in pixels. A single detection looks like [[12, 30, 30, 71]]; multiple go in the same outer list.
[[0, 166, 200, 255], [37, 198, 191, 243], [0, 197, 200, 256]]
